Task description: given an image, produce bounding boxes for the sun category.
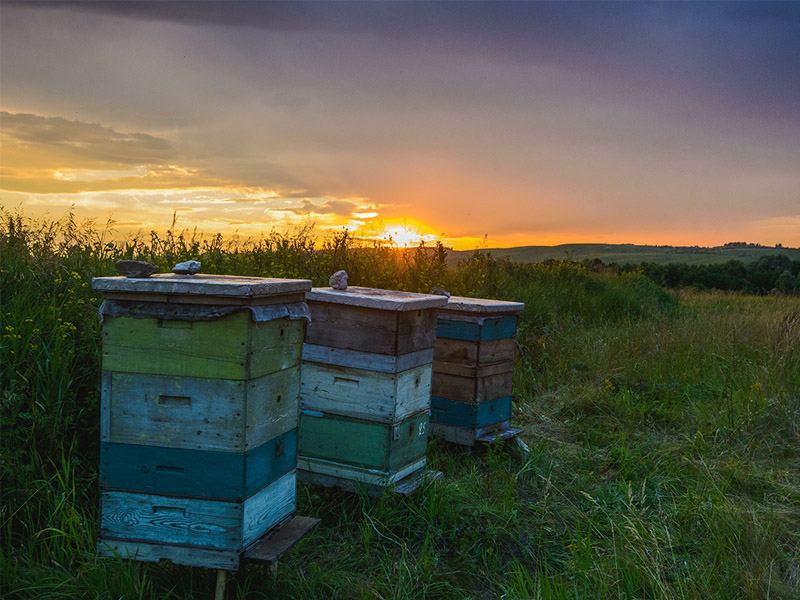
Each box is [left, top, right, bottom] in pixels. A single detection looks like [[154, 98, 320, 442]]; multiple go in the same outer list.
[[382, 221, 439, 247]]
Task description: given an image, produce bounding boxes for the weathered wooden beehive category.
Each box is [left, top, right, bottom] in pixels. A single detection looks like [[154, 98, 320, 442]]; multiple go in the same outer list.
[[92, 274, 317, 570], [298, 286, 448, 492], [431, 296, 525, 446]]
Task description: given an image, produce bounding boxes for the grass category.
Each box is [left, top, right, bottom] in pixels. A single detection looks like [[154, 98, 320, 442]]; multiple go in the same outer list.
[[2, 211, 799, 599]]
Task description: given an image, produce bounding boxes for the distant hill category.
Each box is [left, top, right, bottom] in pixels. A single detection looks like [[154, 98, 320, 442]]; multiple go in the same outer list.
[[446, 243, 800, 265]]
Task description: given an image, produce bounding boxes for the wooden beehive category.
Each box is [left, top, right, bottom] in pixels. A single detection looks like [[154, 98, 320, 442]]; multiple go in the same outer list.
[[298, 286, 448, 492], [431, 296, 525, 446], [93, 274, 317, 570]]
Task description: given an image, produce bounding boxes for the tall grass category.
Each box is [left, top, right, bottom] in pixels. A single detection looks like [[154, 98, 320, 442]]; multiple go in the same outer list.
[[2, 211, 798, 599]]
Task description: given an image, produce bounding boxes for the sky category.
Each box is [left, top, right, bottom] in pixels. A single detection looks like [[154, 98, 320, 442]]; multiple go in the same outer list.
[[1, 1, 799, 249]]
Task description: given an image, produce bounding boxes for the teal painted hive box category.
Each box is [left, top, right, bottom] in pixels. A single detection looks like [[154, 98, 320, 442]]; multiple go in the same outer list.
[[93, 274, 314, 570], [431, 296, 525, 446], [298, 287, 448, 493]]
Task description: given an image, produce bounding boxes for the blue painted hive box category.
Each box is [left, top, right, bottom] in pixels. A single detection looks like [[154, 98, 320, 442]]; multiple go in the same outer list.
[[431, 296, 525, 446], [92, 274, 312, 569], [298, 287, 448, 492]]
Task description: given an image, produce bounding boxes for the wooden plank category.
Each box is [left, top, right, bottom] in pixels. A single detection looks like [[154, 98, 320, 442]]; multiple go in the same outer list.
[[394, 364, 432, 422], [248, 318, 305, 379], [102, 311, 250, 379], [99, 443, 244, 499], [432, 361, 512, 378], [297, 466, 437, 496], [300, 363, 431, 423], [431, 420, 519, 446], [243, 516, 320, 565], [297, 456, 426, 487], [100, 491, 242, 549], [305, 302, 398, 354], [433, 338, 516, 367], [431, 371, 513, 404], [441, 296, 524, 314], [245, 367, 300, 449], [395, 309, 439, 355], [305, 286, 447, 311], [97, 538, 239, 569], [429, 396, 513, 428], [387, 411, 431, 470], [100, 430, 296, 499], [302, 345, 434, 373], [100, 292, 306, 306], [105, 372, 247, 451], [244, 429, 297, 496], [242, 470, 296, 546], [93, 274, 311, 298], [435, 315, 518, 342], [298, 411, 389, 470], [100, 371, 112, 442]]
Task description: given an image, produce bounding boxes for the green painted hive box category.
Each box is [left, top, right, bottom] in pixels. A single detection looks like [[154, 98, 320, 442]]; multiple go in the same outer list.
[[431, 296, 525, 446], [299, 287, 448, 492], [92, 274, 312, 569]]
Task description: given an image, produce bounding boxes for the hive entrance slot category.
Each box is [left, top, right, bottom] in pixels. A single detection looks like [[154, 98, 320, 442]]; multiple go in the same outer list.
[[156, 395, 192, 406]]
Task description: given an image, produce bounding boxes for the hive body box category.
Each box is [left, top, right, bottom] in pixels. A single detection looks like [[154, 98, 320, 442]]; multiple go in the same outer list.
[[93, 274, 316, 570], [298, 287, 448, 492], [431, 296, 524, 446]]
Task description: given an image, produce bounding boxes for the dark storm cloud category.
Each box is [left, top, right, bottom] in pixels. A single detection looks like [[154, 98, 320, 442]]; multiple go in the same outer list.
[[13, 1, 800, 121]]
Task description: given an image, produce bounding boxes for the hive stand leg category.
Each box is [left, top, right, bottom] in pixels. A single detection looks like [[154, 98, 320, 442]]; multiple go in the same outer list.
[[214, 569, 227, 600], [269, 561, 278, 575]]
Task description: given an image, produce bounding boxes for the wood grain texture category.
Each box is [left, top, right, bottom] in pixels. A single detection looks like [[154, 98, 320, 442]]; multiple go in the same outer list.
[[102, 313, 303, 379], [305, 302, 438, 355], [244, 429, 297, 496], [435, 315, 518, 342], [302, 344, 434, 373], [433, 338, 516, 367], [248, 319, 305, 379], [100, 442, 244, 499], [100, 491, 243, 549], [245, 366, 300, 449], [104, 369, 298, 452], [93, 274, 311, 297], [102, 311, 250, 379], [242, 470, 296, 546], [431, 371, 513, 404], [431, 421, 520, 447], [297, 456, 426, 487], [429, 396, 513, 428], [300, 363, 431, 423], [441, 296, 524, 314], [243, 515, 320, 565], [432, 361, 512, 378], [305, 286, 447, 311], [99, 430, 296, 499], [97, 538, 240, 569], [105, 371, 246, 451], [298, 411, 429, 473]]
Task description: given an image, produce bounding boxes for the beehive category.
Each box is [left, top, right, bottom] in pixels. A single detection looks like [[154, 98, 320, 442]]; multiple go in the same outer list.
[[431, 296, 524, 446], [93, 274, 314, 569], [298, 287, 448, 492]]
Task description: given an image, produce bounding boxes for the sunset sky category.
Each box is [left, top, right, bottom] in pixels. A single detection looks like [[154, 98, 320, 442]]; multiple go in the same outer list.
[[2, 1, 799, 249]]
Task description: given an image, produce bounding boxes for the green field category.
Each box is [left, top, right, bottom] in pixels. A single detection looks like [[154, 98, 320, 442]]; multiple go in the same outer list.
[[2, 214, 799, 599], [448, 243, 800, 266]]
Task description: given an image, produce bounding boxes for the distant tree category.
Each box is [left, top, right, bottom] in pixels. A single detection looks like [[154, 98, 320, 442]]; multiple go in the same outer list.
[[776, 269, 798, 294]]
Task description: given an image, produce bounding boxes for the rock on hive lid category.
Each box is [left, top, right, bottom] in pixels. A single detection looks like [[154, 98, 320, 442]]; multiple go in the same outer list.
[[441, 295, 525, 314], [305, 286, 449, 311], [92, 274, 312, 298]]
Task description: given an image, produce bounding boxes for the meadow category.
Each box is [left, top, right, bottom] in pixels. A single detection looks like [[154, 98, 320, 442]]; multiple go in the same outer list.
[[2, 212, 799, 599]]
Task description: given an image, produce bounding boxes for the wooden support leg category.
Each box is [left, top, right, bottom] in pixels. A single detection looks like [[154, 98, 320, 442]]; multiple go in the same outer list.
[[269, 561, 278, 575], [214, 569, 227, 600]]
